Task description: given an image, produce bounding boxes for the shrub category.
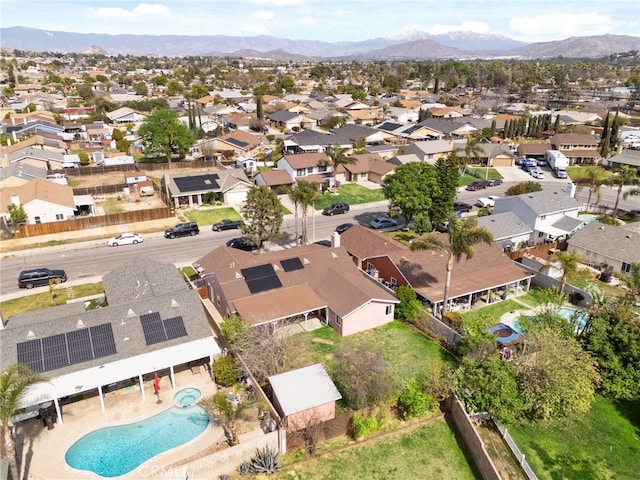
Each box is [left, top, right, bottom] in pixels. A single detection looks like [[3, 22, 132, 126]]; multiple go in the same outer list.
[[477, 207, 490, 217], [351, 412, 379, 440], [213, 355, 240, 387], [239, 446, 280, 475], [397, 379, 436, 419], [568, 291, 585, 305]]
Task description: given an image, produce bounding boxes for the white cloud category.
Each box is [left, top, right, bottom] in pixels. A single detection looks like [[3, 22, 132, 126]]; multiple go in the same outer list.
[[254, 10, 276, 20], [90, 7, 136, 21], [430, 21, 491, 35], [132, 4, 171, 17], [251, 0, 304, 6], [509, 12, 615, 41], [298, 16, 315, 25]]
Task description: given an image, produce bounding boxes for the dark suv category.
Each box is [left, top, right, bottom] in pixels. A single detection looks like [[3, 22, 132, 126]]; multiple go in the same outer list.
[[164, 222, 199, 239], [466, 180, 491, 191], [226, 237, 257, 251], [322, 202, 350, 216], [18, 268, 67, 289]]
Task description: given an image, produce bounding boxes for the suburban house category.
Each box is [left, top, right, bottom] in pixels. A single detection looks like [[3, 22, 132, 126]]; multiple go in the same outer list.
[[268, 110, 317, 131], [602, 148, 640, 173], [516, 143, 550, 161], [208, 130, 264, 159], [418, 118, 479, 139], [268, 363, 342, 431], [338, 226, 534, 316], [0, 258, 221, 425], [193, 243, 399, 336], [105, 107, 146, 124], [253, 169, 295, 190], [0, 178, 78, 224], [401, 140, 455, 164], [567, 221, 640, 274], [549, 133, 601, 165], [491, 185, 584, 244], [6, 147, 68, 170], [333, 153, 396, 185], [162, 168, 253, 208], [0, 162, 47, 188], [474, 143, 516, 167], [476, 212, 535, 252], [276, 152, 334, 189], [375, 121, 434, 142]]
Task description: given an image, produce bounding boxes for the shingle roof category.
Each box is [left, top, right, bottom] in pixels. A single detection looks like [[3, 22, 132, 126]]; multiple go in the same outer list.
[[0, 177, 75, 211], [493, 189, 580, 216], [476, 212, 533, 241], [282, 152, 330, 168], [255, 169, 294, 186], [568, 222, 640, 264]]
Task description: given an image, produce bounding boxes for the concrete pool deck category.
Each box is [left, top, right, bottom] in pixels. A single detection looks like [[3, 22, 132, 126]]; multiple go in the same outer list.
[[15, 369, 237, 480]]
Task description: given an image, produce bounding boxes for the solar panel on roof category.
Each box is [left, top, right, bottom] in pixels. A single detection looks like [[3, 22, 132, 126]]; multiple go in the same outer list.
[[241, 263, 283, 294], [17, 339, 44, 372], [67, 329, 93, 364], [378, 122, 402, 131], [174, 174, 220, 193], [140, 312, 166, 345], [164, 316, 188, 340], [90, 323, 117, 358], [280, 257, 304, 272], [404, 125, 422, 134], [226, 137, 249, 148], [42, 334, 68, 371]]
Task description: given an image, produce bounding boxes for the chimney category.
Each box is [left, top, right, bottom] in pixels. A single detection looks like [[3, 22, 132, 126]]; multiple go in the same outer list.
[[10, 194, 20, 206], [565, 182, 576, 198], [331, 231, 341, 248]]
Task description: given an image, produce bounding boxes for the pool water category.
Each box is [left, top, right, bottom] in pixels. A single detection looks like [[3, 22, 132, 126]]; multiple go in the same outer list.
[[65, 405, 209, 478], [174, 387, 202, 407], [555, 306, 588, 331]]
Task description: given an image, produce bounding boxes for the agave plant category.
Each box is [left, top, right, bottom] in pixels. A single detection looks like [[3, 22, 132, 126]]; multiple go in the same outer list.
[[238, 446, 280, 475]]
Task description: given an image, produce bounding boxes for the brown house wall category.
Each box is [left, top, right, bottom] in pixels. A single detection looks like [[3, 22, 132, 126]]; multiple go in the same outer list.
[[363, 256, 407, 286]]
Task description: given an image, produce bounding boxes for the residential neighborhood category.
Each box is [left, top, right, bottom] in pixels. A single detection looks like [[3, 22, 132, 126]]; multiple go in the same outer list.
[[1, 37, 640, 480]]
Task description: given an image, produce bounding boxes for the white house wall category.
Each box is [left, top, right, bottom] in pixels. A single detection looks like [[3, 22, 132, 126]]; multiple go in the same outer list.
[[24, 199, 75, 224]]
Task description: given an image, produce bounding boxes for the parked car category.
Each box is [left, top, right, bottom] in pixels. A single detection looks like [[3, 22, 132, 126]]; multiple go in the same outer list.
[[226, 237, 256, 251], [476, 196, 500, 208], [212, 219, 243, 232], [107, 232, 143, 247], [466, 180, 491, 191], [314, 239, 332, 247], [370, 217, 398, 229], [453, 201, 473, 212], [523, 164, 538, 173], [322, 202, 350, 216], [164, 222, 199, 239], [488, 178, 503, 186], [335, 223, 354, 234], [18, 268, 67, 289], [532, 170, 545, 179]]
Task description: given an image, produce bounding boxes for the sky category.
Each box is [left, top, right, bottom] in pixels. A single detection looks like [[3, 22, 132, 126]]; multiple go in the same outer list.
[[1, 0, 639, 44]]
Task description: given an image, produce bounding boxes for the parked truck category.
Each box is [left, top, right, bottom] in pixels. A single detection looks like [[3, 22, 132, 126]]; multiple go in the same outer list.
[[545, 150, 569, 178], [212, 219, 243, 232]]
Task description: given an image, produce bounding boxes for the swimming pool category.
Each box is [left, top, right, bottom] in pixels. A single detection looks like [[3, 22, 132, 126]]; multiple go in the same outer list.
[[555, 306, 588, 332], [174, 387, 202, 407], [65, 404, 209, 478]]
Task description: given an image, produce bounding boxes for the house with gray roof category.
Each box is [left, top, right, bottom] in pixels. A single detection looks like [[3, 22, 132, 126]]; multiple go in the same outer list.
[[0, 161, 47, 188], [602, 148, 640, 172], [0, 257, 221, 424], [567, 221, 640, 273], [401, 140, 455, 164], [476, 211, 534, 252], [492, 185, 584, 244]]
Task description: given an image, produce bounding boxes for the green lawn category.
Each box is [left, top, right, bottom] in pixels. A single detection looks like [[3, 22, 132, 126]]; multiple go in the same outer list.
[[566, 165, 613, 182], [460, 167, 502, 186], [461, 299, 526, 331], [276, 418, 478, 480], [307, 321, 457, 386], [313, 183, 385, 210], [183, 207, 243, 225], [507, 395, 640, 480]]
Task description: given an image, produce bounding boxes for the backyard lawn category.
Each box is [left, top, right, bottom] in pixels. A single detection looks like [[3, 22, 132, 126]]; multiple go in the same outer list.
[[276, 418, 478, 480], [507, 395, 640, 480], [312, 183, 385, 210]]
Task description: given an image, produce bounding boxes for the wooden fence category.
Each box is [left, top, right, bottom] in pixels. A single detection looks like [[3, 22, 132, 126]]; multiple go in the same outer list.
[[12, 206, 172, 238], [54, 159, 220, 177]]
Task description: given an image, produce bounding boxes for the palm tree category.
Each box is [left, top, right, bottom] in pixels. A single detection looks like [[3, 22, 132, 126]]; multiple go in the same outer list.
[[583, 166, 608, 212], [198, 390, 254, 446], [410, 214, 493, 318], [287, 184, 303, 245], [327, 143, 356, 172], [296, 181, 321, 244], [548, 250, 584, 297], [1, 364, 48, 480], [457, 134, 484, 176], [606, 166, 640, 217]]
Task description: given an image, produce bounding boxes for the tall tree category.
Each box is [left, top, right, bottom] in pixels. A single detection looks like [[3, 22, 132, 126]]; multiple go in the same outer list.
[[382, 161, 440, 228], [241, 186, 283, 250], [138, 109, 194, 166], [432, 153, 461, 229], [583, 166, 609, 211], [410, 214, 493, 317], [600, 111, 611, 157], [327, 143, 356, 171], [458, 134, 484, 175], [606, 166, 640, 217], [297, 181, 321, 244], [1, 364, 48, 480], [548, 250, 584, 296], [255, 94, 263, 120]]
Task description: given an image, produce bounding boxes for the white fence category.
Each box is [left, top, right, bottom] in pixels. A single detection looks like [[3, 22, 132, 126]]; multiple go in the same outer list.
[[495, 421, 539, 480]]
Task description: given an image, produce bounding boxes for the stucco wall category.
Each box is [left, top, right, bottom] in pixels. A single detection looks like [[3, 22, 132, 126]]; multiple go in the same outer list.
[[287, 402, 336, 431]]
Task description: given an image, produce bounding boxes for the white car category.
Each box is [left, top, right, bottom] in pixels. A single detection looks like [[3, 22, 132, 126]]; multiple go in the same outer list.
[[532, 170, 545, 179], [107, 233, 143, 247], [476, 195, 500, 208]]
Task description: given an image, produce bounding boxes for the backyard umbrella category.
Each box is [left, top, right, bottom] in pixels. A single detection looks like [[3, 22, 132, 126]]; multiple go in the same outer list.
[[154, 373, 161, 393]]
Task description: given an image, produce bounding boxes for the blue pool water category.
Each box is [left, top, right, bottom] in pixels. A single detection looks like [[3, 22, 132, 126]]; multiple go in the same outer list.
[[174, 387, 201, 407], [555, 306, 588, 331], [65, 405, 209, 478]]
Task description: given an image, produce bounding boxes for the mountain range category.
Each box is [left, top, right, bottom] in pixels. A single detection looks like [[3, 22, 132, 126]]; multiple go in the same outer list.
[[2, 26, 639, 60]]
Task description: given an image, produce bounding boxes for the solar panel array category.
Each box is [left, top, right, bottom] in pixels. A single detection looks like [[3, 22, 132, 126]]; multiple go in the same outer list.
[[174, 174, 220, 193], [226, 137, 249, 148], [140, 312, 188, 346], [280, 257, 304, 272], [16, 323, 117, 373], [241, 263, 283, 294], [377, 122, 403, 132]]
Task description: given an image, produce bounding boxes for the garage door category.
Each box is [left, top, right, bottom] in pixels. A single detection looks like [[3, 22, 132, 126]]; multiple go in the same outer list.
[[491, 156, 514, 167], [225, 188, 249, 204]]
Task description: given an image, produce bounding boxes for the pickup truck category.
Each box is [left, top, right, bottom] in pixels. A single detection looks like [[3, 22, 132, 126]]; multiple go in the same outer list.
[[476, 196, 500, 208], [212, 219, 243, 232]]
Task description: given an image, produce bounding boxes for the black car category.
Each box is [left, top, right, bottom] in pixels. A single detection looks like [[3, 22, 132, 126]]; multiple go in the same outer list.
[[314, 239, 332, 247], [212, 219, 243, 232], [164, 222, 199, 239], [488, 178, 503, 186], [453, 201, 473, 212], [335, 223, 354, 234], [18, 268, 67, 289], [465, 180, 491, 191], [226, 237, 256, 251], [322, 202, 350, 216]]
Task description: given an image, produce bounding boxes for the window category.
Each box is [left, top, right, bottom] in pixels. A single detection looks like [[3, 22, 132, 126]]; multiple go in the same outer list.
[[318, 164, 328, 172], [366, 262, 374, 273], [385, 305, 392, 315], [622, 262, 632, 273], [538, 232, 544, 238], [390, 277, 397, 286], [335, 316, 342, 327], [34, 216, 41, 224], [540, 215, 546, 220], [55, 214, 64, 220], [296, 168, 306, 177]]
